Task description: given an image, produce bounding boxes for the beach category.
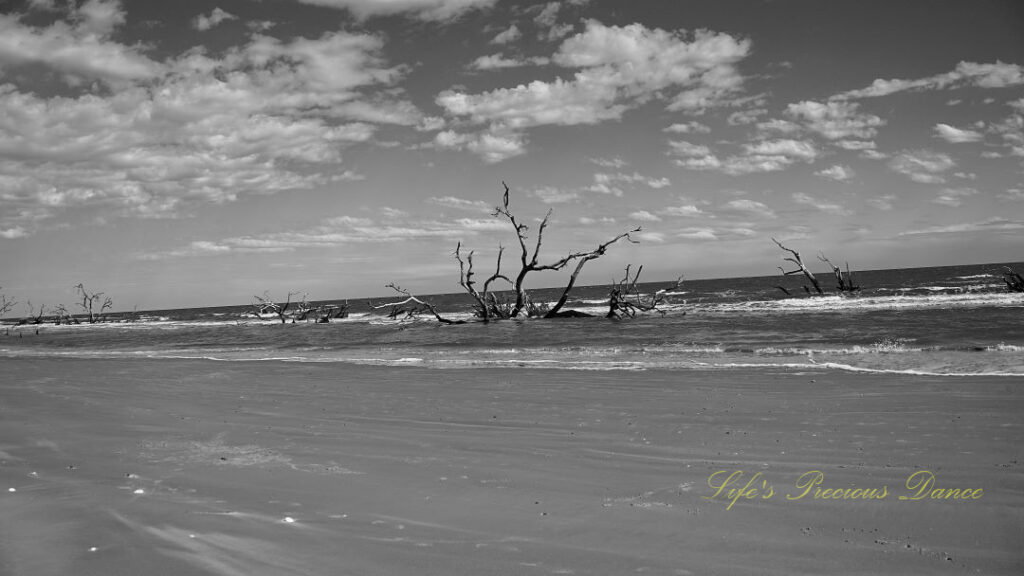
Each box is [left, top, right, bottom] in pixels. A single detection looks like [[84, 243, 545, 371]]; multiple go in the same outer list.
[[1, 358, 1021, 575]]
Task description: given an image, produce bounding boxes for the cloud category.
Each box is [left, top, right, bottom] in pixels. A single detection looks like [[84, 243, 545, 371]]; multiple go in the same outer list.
[[889, 150, 956, 184], [629, 210, 661, 222], [0, 226, 28, 239], [0, 24, 418, 235], [816, 165, 855, 181], [934, 123, 983, 143], [785, 100, 885, 140], [722, 199, 776, 218], [664, 121, 711, 134], [0, 3, 162, 86], [663, 205, 704, 217], [193, 7, 238, 31], [427, 196, 493, 212], [433, 129, 526, 163], [292, 0, 497, 21], [669, 138, 818, 175], [436, 21, 750, 160], [584, 172, 670, 196], [998, 188, 1024, 201], [791, 192, 851, 215], [867, 195, 896, 211], [833, 61, 1024, 99], [934, 187, 978, 207], [897, 217, 1024, 237], [468, 53, 548, 70], [589, 157, 627, 168], [491, 24, 521, 44], [531, 186, 580, 204]]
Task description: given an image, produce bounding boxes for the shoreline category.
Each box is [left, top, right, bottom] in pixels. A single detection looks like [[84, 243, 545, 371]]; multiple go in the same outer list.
[[2, 358, 1022, 575]]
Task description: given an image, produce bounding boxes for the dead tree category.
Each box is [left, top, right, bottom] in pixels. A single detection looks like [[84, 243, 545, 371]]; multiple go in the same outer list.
[[454, 242, 513, 322], [773, 238, 823, 295], [606, 265, 683, 319], [75, 283, 112, 323], [53, 304, 78, 325], [1, 288, 16, 318], [1004, 266, 1024, 292], [252, 291, 299, 323], [818, 253, 860, 292], [369, 283, 466, 324], [17, 301, 46, 325], [486, 182, 639, 318]]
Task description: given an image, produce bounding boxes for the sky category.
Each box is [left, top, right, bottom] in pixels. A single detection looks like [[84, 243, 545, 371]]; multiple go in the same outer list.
[[0, 0, 1022, 311]]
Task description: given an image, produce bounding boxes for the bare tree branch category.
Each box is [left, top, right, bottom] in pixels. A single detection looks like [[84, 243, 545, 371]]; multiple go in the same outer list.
[[370, 283, 466, 325], [606, 265, 683, 319], [772, 238, 823, 295], [818, 252, 860, 292]]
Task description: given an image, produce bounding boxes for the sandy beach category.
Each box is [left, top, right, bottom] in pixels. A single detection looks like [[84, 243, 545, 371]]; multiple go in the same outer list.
[[0, 358, 1021, 575]]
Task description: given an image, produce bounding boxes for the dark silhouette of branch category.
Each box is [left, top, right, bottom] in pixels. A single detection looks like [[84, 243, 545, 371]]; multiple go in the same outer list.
[[370, 283, 466, 324], [772, 238, 822, 295], [606, 266, 683, 319]]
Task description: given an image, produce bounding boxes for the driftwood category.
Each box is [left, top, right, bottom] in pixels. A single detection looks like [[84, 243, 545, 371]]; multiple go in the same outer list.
[[17, 301, 46, 326], [773, 238, 823, 295], [818, 253, 860, 292], [0, 288, 15, 319], [370, 283, 467, 324], [606, 265, 683, 319], [75, 283, 112, 323], [252, 291, 299, 323], [1004, 266, 1024, 292], [451, 182, 641, 321]]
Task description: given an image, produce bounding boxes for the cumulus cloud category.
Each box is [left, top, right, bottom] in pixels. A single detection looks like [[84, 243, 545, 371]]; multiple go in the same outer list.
[[427, 196, 492, 212], [889, 150, 956, 184], [588, 172, 671, 195], [0, 16, 421, 235], [629, 210, 662, 222], [670, 138, 818, 175], [468, 53, 548, 70], [293, 0, 497, 21], [491, 24, 521, 44], [437, 20, 750, 161], [786, 100, 885, 140], [897, 217, 1024, 237], [664, 121, 711, 134], [531, 186, 580, 204], [791, 192, 851, 215], [816, 165, 855, 181], [867, 195, 896, 211], [0, 2, 162, 86], [722, 199, 776, 218], [934, 187, 978, 207], [193, 7, 238, 31], [833, 61, 1024, 100], [433, 129, 526, 163], [934, 123, 983, 143]]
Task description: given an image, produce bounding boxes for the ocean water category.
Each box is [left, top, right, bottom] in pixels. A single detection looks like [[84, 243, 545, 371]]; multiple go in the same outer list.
[[3, 262, 1023, 376]]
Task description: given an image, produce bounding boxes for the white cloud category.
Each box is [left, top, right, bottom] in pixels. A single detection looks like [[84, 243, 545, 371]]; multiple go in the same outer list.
[[786, 100, 885, 140], [833, 61, 1024, 99], [727, 108, 767, 125], [491, 24, 521, 44], [630, 210, 661, 222], [0, 5, 162, 86], [427, 196, 492, 212], [889, 150, 956, 184], [436, 21, 750, 161], [0, 226, 27, 239], [433, 129, 526, 163], [934, 187, 978, 207], [934, 123, 983, 143], [816, 165, 855, 181], [469, 53, 548, 70], [193, 7, 238, 31], [664, 121, 711, 134], [791, 192, 851, 215], [0, 24, 419, 235], [867, 195, 896, 211], [663, 205, 704, 217], [531, 186, 580, 204], [669, 138, 818, 175], [897, 217, 1024, 237], [589, 157, 627, 168], [293, 0, 497, 21], [722, 199, 776, 218], [998, 188, 1024, 201]]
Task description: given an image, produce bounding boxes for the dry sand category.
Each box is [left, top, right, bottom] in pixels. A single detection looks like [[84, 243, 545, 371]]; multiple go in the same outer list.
[[1, 358, 1021, 575]]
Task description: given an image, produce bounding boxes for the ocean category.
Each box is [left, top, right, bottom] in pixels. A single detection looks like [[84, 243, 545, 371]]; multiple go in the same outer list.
[[3, 262, 1023, 376]]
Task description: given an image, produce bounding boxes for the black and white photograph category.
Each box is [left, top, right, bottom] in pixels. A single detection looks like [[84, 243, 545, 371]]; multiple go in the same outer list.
[[1, 0, 1022, 574]]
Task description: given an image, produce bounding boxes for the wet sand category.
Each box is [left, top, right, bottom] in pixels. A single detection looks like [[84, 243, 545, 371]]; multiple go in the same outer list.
[[1, 358, 1022, 575]]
